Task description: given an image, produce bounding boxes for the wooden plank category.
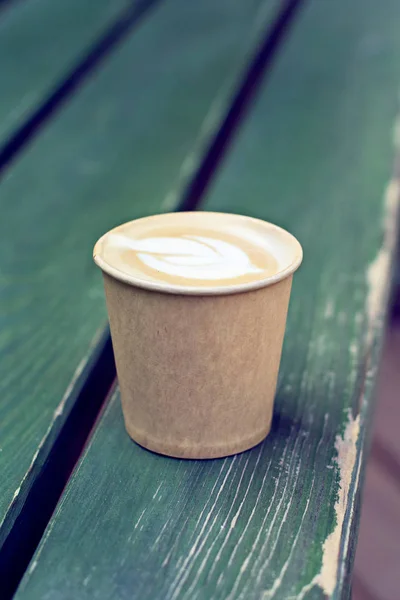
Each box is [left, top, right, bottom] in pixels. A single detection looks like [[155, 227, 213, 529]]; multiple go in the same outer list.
[[0, 0, 132, 144], [0, 0, 285, 591], [14, 0, 400, 598]]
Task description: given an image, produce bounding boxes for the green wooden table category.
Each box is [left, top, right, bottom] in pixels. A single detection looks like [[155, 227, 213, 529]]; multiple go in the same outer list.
[[1, 0, 399, 598]]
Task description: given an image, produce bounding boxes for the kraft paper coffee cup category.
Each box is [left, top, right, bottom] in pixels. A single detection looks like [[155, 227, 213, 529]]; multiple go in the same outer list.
[[93, 212, 302, 459]]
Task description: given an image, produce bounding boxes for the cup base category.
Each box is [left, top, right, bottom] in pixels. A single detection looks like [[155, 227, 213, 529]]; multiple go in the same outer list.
[[125, 423, 271, 459]]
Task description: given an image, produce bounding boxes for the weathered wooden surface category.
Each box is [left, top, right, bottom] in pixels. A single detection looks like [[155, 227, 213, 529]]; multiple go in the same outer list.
[[0, 0, 130, 144], [15, 0, 400, 598], [0, 0, 283, 589]]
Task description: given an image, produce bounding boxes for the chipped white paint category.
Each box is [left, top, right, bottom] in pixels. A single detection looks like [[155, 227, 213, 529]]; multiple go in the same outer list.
[[262, 491, 313, 600], [134, 508, 147, 530], [261, 416, 328, 599], [150, 465, 197, 554], [186, 450, 268, 596], [169, 459, 236, 599], [317, 411, 360, 596], [225, 442, 277, 572], [28, 559, 38, 576], [153, 463, 221, 560], [161, 514, 191, 568], [183, 455, 253, 598], [349, 342, 358, 357], [227, 448, 263, 533], [53, 355, 88, 419], [250, 449, 305, 594], [337, 431, 363, 591], [226, 438, 299, 600], [152, 482, 163, 500], [324, 299, 334, 319], [12, 486, 21, 502], [291, 411, 360, 599], [2, 441, 43, 531]]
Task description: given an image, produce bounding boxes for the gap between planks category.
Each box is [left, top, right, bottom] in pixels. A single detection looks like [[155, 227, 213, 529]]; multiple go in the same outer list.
[[0, 0, 163, 174]]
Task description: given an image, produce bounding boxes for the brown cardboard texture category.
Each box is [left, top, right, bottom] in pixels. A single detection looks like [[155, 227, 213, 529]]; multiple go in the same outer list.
[[102, 273, 293, 459]]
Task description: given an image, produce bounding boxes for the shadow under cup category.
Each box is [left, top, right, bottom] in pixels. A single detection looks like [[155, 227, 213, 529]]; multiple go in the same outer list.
[[94, 212, 302, 459]]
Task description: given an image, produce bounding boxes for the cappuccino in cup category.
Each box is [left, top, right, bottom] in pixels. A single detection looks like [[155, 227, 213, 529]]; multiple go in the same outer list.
[[94, 212, 302, 458]]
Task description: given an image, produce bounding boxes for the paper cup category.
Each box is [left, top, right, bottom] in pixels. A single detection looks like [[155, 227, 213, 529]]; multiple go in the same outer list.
[[94, 212, 302, 459]]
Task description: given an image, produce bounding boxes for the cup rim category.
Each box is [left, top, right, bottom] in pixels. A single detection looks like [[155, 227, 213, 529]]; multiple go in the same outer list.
[[93, 212, 303, 296]]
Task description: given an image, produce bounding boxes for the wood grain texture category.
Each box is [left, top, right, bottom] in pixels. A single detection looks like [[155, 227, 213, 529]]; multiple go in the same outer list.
[[0, 0, 130, 143], [15, 0, 400, 598], [0, 0, 282, 575]]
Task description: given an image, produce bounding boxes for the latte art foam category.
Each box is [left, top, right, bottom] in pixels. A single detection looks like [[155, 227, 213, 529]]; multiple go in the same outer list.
[[109, 232, 268, 281], [94, 212, 302, 294]]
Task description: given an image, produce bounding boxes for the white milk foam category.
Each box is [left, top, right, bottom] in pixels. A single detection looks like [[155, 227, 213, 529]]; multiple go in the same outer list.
[[109, 233, 264, 281], [93, 212, 303, 293]]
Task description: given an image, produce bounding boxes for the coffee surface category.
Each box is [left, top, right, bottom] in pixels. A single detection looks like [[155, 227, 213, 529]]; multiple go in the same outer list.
[[94, 212, 300, 293]]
